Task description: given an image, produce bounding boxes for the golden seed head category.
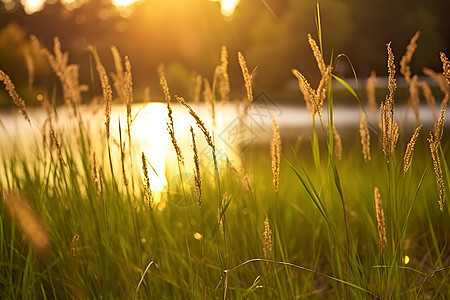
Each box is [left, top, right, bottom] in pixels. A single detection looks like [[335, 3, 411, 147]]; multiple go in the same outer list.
[[190, 126, 202, 206], [359, 114, 371, 162], [238, 51, 253, 108], [176, 95, 214, 149], [292, 69, 315, 115], [141, 152, 153, 210], [3, 191, 50, 254], [366, 70, 378, 116], [386, 42, 397, 113], [292, 66, 330, 118], [333, 125, 343, 161], [0, 69, 30, 122], [263, 217, 272, 260], [308, 34, 327, 76], [403, 125, 422, 174], [423, 67, 449, 95], [270, 112, 281, 193], [440, 52, 450, 87], [400, 31, 420, 83], [217, 46, 231, 104], [374, 187, 387, 253], [88, 46, 112, 140]]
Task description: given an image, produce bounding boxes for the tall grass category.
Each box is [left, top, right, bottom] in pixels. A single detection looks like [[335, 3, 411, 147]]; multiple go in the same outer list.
[[1, 9, 450, 299]]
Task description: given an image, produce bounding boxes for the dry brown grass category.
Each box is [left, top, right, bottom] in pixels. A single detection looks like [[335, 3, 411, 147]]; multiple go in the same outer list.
[[403, 125, 422, 174], [0, 69, 30, 122], [141, 152, 153, 210], [159, 66, 184, 164], [270, 112, 281, 193], [428, 95, 448, 211], [190, 126, 202, 206], [263, 216, 272, 261], [238, 51, 253, 108], [380, 42, 399, 164], [366, 70, 378, 117], [3, 191, 50, 254], [359, 114, 371, 162], [88, 46, 113, 140], [440, 52, 450, 86], [374, 187, 387, 253], [400, 31, 420, 84], [176, 95, 214, 149]]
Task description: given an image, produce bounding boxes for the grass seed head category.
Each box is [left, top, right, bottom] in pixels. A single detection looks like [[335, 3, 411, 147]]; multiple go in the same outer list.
[[190, 126, 202, 206], [400, 31, 420, 83], [366, 70, 378, 116], [333, 125, 343, 161], [440, 52, 450, 87], [0, 69, 30, 122], [359, 114, 371, 162], [3, 191, 50, 254], [308, 34, 327, 76], [403, 124, 422, 174], [238, 51, 253, 108], [374, 187, 387, 253], [270, 112, 281, 193], [263, 217, 272, 260], [423, 67, 449, 95]]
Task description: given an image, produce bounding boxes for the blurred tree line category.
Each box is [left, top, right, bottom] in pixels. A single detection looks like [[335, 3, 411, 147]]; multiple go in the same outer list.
[[0, 0, 449, 105]]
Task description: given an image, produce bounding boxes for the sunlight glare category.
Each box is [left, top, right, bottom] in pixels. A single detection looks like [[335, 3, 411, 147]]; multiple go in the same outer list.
[[112, 0, 141, 8], [210, 0, 240, 17], [20, 0, 46, 14], [132, 103, 168, 194]]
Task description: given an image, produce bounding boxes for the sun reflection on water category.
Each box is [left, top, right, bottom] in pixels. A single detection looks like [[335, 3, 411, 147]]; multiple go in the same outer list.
[[131, 103, 169, 193]]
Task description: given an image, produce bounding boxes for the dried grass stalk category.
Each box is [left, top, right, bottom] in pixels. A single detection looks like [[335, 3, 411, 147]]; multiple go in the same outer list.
[[270, 112, 281, 193], [141, 152, 153, 210], [419, 81, 437, 122], [403, 125, 422, 174], [308, 34, 327, 76], [400, 31, 420, 83], [238, 51, 253, 108], [359, 114, 371, 162], [292, 66, 331, 117], [263, 217, 272, 260], [380, 42, 399, 164], [3, 191, 50, 253], [40, 37, 87, 110], [215, 46, 231, 104], [190, 127, 202, 206], [423, 67, 449, 95], [440, 52, 450, 86], [176, 95, 214, 149], [50, 124, 66, 166], [333, 125, 343, 161], [88, 46, 112, 140], [366, 70, 378, 116], [159, 66, 184, 164], [374, 187, 387, 253], [428, 95, 448, 211], [0, 69, 30, 122]]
